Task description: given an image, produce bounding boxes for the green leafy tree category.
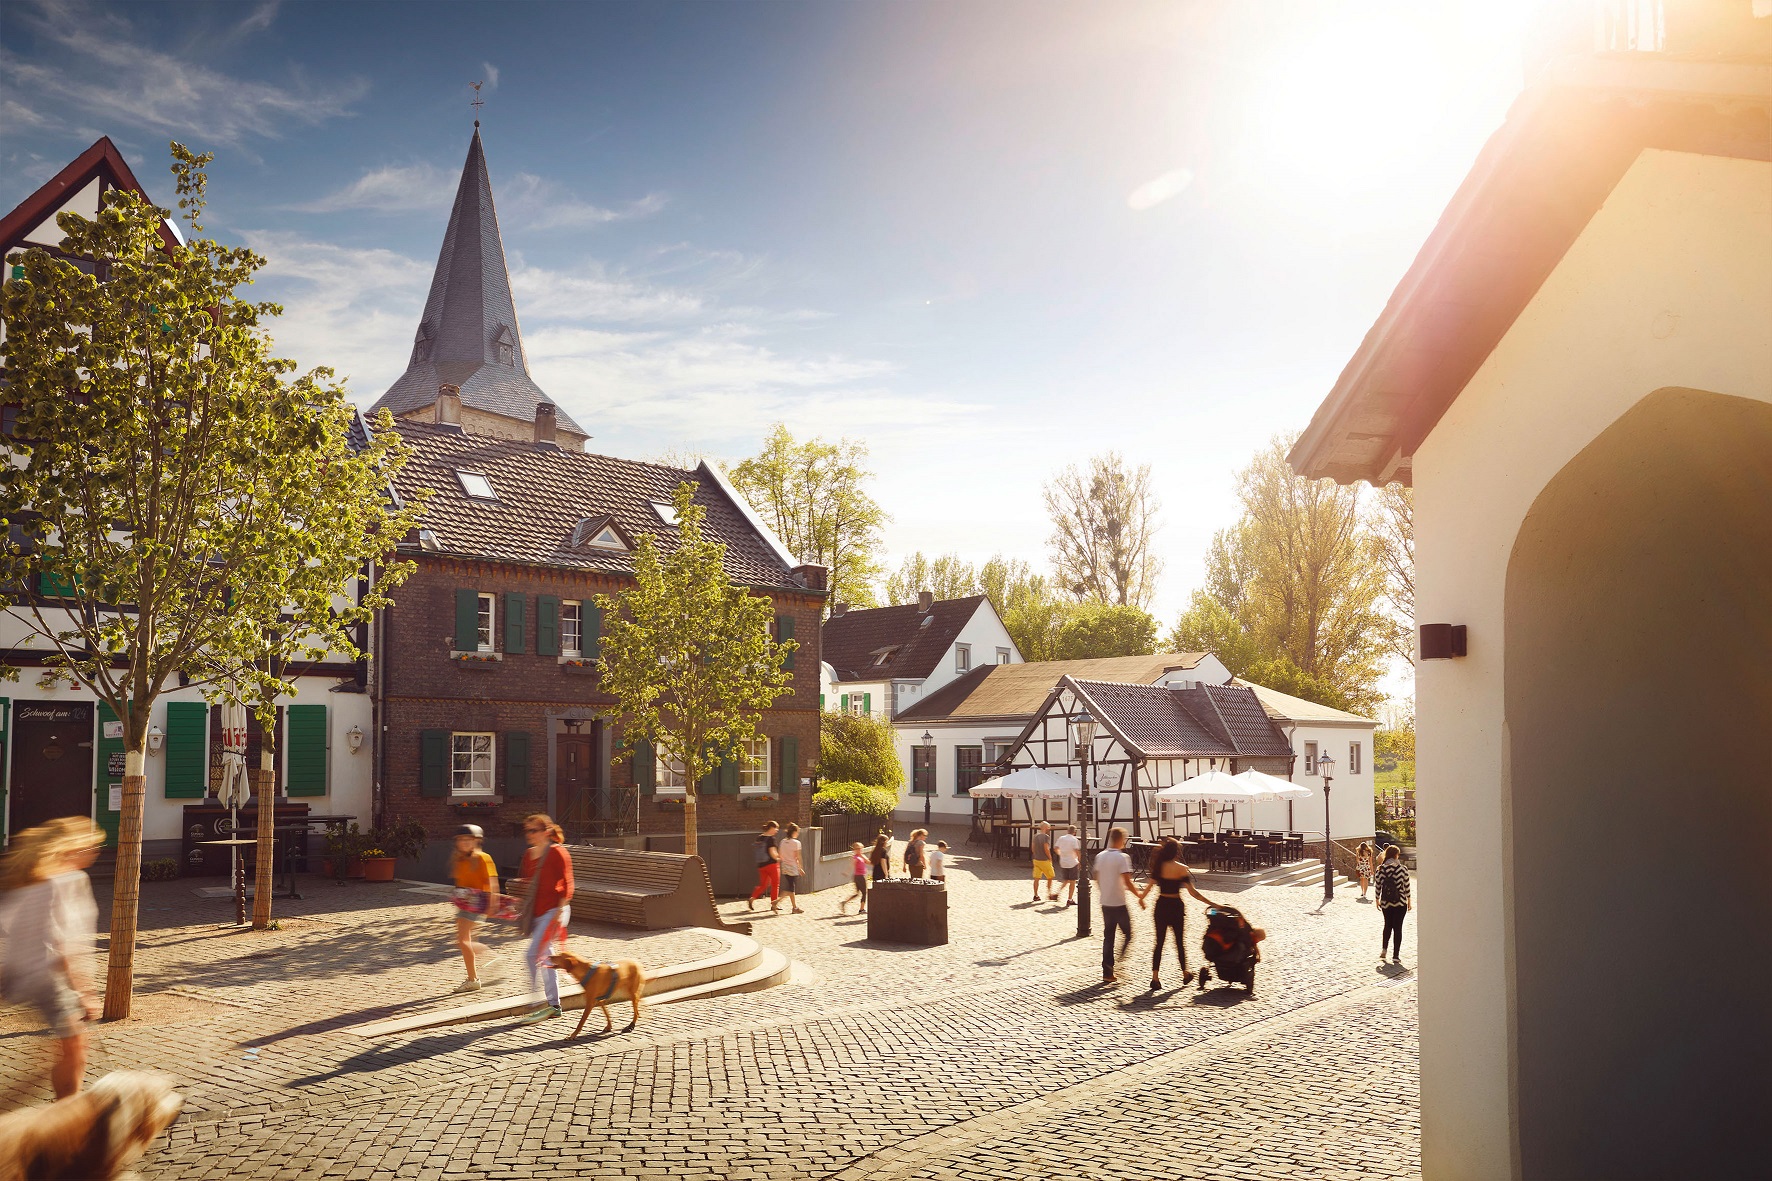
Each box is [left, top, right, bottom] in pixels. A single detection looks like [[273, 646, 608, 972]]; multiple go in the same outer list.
[[816, 711, 904, 791], [729, 424, 887, 610], [595, 482, 794, 856], [0, 144, 424, 1017], [1044, 451, 1163, 608], [883, 551, 981, 605], [978, 556, 1068, 661], [1367, 482, 1415, 666], [1051, 603, 1159, 660]]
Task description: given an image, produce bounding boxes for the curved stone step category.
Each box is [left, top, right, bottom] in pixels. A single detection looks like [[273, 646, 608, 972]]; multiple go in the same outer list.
[[646, 947, 793, 1006], [347, 926, 766, 1038]]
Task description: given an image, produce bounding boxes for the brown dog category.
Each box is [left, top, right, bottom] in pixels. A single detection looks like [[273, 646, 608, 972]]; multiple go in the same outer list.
[[0, 1070, 183, 1181], [546, 952, 645, 1037]]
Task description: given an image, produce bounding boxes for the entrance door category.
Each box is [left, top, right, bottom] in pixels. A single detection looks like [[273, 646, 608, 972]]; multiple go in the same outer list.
[[9, 701, 96, 835], [556, 732, 596, 831]]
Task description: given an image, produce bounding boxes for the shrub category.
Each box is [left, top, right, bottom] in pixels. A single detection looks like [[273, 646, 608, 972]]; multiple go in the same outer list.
[[142, 857, 181, 882], [370, 820, 427, 861], [811, 780, 898, 818], [817, 712, 903, 790]]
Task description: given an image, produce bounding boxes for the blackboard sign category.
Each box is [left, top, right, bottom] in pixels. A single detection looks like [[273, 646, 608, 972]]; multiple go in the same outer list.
[[109, 751, 127, 776]]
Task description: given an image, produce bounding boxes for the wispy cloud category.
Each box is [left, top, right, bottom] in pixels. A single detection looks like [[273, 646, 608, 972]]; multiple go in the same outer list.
[[0, 0, 364, 147], [288, 163, 455, 214], [481, 62, 500, 90], [291, 162, 667, 228]]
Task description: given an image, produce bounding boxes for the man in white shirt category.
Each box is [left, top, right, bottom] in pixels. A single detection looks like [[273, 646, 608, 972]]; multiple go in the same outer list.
[[1093, 827, 1143, 983], [1054, 825, 1083, 907]]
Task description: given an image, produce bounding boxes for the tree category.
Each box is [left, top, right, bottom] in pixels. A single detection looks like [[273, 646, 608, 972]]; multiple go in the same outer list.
[[0, 144, 423, 1016], [1367, 482, 1415, 666], [977, 555, 1068, 662], [595, 481, 794, 856], [884, 551, 980, 605], [815, 712, 904, 791], [1044, 452, 1162, 608], [1167, 436, 1396, 713], [1051, 603, 1159, 660], [729, 424, 887, 610]]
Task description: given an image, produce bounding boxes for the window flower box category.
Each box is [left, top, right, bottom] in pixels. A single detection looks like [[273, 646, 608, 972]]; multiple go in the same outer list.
[[451, 651, 502, 665], [653, 797, 686, 811], [559, 657, 598, 672], [740, 794, 778, 808]]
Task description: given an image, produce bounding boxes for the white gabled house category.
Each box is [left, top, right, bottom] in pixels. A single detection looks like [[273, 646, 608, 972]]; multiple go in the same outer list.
[[819, 593, 1022, 722]]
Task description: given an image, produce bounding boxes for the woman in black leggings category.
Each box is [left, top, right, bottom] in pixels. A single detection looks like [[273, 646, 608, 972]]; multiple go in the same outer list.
[[1374, 845, 1413, 963], [1142, 836, 1216, 992]]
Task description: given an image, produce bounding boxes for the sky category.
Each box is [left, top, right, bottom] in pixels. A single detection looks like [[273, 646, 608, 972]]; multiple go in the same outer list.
[[1, 0, 1543, 641]]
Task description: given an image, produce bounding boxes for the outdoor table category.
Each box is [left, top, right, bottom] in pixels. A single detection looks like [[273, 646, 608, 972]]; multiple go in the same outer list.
[[197, 838, 265, 925]]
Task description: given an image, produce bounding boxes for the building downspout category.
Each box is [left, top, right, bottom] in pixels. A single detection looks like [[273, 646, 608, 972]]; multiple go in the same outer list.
[[372, 560, 388, 830]]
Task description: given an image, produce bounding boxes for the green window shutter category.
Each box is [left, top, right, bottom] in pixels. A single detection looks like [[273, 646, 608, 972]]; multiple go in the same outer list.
[[633, 738, 656, 795], [284, 704, 327, 797], [720, 755, 740, 795], [776, 614, 795, 670], [840, 694, 849, 713], [503, 731, 531, 798], [863, 692, 872, 717], [584, 606, 603, 660], [697, 746, 721, 795], [536, 595, 560, 656], [96, 702, 124, 843], [39, 570, 78, 598], [779, 736, 799, 794], [455, 589, 481, 651], [420, 729, 449, 797], [504, 592, 527, 654], [163, 701, 209, 798]]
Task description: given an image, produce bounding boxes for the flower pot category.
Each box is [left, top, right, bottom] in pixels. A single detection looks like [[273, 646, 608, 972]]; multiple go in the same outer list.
[[347, 857, 366, 879], [360, 857, 396, 882]]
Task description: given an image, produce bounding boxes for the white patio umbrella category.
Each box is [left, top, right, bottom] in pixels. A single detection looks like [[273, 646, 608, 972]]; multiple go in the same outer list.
[[1230, 769, 1312, 801], [1152, 769, 1257, 802]]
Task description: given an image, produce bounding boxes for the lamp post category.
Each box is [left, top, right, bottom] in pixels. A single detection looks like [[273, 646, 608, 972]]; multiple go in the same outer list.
[[1317, 750, 1336, 903], [1071, 709, 1098, 938], [920, 731, 935, 829]]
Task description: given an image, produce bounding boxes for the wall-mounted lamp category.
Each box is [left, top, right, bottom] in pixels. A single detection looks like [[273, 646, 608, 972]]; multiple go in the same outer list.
[[346, 724, 365, 752], [1420, 624, 1468, 659], [147, 724, 164, 754]]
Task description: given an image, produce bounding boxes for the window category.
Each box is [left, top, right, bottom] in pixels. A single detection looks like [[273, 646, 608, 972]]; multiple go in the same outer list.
[[1350, 741, 1363, 775], [912, 743, 936, 795], [1304, 741, 1318, 775], [955, 644, 971, 672], [655, 744, 689, 794], [452, 733, 495, 796], [955, 745, 984, 796], [456, 470, 497, 500], [847, 694, 870, 717], [476, 593, 496, 652], [649, 501, 679, 525], [996, 648, 1011, 665], [561, 600, 583, 657], [740, 736, 771, 794]]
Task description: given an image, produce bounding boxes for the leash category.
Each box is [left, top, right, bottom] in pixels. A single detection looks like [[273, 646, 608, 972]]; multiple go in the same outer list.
[[574, 961, 622, 1004]]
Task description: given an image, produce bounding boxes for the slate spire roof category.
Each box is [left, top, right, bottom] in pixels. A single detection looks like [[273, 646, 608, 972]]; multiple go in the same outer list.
[[368, 126, 587, 438]]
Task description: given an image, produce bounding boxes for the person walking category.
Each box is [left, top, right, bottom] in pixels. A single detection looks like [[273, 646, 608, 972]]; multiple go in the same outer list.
[[514, 814, 573, 1024], [1375, 845, 1413, 963], [1142, 836, 1213, 991], [1054, 824, 1082, 906], [749, 821, 782, 912], [840, 842, 869, 913], [869, 833, 892, 883], [1095, 827, 1143, 984], [928, 840, 949, 883], [449, 824, 500, 993], [0, 817, 104, 1098], [904, 828, 929, 879], [779, 823, 805, 914], [1029, 821, 1057, 902], [1354, 841, 1377, 903]]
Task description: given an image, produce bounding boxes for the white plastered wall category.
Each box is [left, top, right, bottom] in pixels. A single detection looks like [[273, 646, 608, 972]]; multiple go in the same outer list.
[[1411, 148, 1772, 1180]]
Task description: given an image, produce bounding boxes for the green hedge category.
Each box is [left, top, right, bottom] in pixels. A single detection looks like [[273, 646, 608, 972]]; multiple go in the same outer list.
[[811, 780, 899, 817]]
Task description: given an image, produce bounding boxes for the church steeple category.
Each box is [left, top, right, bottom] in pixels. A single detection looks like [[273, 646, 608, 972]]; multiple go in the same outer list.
[[370, 127, 587, 447]]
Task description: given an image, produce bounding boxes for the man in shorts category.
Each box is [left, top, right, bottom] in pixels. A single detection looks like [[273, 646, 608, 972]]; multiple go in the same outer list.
[[1054, 824, 1083, 906], [1030, 821, 1057, 902]]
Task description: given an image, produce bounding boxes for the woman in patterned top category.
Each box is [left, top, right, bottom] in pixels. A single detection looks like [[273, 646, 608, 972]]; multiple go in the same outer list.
[[1354, 841, 1377, 903], [1374, 845, 1413, 964]]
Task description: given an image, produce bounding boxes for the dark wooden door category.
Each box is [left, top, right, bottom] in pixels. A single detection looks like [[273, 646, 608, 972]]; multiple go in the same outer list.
[[10, 701, 96, 835], [556, 735, 595, 829]]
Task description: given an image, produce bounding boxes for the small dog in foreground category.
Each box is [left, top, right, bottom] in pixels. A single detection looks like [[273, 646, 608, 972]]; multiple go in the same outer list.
[[546, 952, 646, 1038], [0, 1070, 183, 1181]]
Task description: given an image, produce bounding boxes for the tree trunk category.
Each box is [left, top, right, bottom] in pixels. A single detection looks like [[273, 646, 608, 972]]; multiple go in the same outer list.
[[253, 741, 277, 930], [101, 753, 148, 1021], [683, 793, 699, 859]]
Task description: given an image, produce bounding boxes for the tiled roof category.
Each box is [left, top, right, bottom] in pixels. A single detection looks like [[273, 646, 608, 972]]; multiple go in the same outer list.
[[367, 129, 586, 438], [821, 596, 989, 681], [1068, 680, 1293, 761], [1235, 679, 1377, 725], [388, 421, 800, 589], [895, 653, 1215, 723]]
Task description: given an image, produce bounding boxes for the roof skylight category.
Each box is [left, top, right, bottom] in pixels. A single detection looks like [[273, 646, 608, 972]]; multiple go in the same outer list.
[[456, 470, 498, 500], [649, 501, 679, 525]]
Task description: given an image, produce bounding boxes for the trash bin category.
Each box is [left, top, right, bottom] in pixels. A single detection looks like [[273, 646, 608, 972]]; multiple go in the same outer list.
[[866, 879, 948, 945]]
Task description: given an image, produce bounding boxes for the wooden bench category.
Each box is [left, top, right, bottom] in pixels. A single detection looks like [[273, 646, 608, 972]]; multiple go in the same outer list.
[[562, 846, 751, 935]]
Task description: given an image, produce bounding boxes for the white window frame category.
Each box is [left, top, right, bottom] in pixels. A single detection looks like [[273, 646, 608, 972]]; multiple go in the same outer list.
[[1350, 741, 1363, 775], [654, 743, 689, 795], [456, 470, 498, 500], [561, 599, 583, 657], [996, 648, 1011, 665], [955, 644, 971, 672], [476, 593, 496, 653], [848, 695, 868, 717], [451, 732, 495, 797], [739, 736, 771, 794], [1304, 741, 1317, 775]]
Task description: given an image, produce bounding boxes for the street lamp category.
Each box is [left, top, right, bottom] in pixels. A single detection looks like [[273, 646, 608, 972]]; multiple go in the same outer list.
[[1071, 708, 1098, 938], [920, 731, 935, 829], [1317, 749, 1336, 903]]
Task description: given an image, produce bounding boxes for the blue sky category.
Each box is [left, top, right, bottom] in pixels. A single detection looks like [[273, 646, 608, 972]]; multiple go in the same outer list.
[[1, 0, 1537, 633]]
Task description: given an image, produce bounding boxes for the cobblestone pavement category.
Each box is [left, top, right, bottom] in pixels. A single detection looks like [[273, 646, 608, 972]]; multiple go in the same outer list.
[[1, 846, 1419, 1179]]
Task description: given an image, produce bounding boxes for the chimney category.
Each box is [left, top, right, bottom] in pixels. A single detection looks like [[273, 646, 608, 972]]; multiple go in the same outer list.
[[918, 590, 934, 614], [434, 384, 462, 427], [533, 400, 559, 449], [792, 563, 828, 592], [831, 601, 849, 618]]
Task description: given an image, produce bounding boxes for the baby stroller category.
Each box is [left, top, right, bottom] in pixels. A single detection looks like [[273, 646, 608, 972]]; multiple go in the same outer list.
[[1197, 903, 1262, 993]]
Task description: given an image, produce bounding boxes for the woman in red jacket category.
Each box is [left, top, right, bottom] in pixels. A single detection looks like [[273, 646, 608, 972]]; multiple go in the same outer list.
[[515, 814, 573, 1024]]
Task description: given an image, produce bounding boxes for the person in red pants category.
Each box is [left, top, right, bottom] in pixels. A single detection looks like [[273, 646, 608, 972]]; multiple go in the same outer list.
[[748, 821, 781, 912]]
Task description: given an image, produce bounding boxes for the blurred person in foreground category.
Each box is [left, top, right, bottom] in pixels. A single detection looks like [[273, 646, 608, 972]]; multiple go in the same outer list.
[[0, 817, 105, 1097]]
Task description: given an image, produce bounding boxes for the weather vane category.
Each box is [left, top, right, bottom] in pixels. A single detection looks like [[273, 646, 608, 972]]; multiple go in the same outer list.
[[471, 80, 484, 126]]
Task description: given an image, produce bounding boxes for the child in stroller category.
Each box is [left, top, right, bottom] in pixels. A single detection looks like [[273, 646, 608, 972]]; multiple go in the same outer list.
[[1198, 903, 1265, 994]]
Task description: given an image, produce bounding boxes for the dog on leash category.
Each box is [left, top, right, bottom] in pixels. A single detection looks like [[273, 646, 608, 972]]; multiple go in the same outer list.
[[546, 952, 645, 1037], [0, 1071, 183, 1181]]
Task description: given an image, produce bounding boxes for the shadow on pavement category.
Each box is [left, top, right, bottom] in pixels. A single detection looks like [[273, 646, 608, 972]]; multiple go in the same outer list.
[[974, 937, 1071, 968]]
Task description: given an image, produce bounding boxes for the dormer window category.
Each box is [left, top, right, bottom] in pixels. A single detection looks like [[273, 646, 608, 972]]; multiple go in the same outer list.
[[412, 323, 433, 364], [456, 470, 498, 501], [870, 645, 899, 668], [492, 324, 515, 366], [568, 514, 630, 553]]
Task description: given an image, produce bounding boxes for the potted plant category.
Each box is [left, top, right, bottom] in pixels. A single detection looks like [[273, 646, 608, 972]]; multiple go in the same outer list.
[[323, 822, 363, 878], [358, 847, 396, 882]]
